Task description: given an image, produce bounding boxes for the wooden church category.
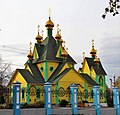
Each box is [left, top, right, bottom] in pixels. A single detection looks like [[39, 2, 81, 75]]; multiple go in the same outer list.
[[8, 14, 107, 105]]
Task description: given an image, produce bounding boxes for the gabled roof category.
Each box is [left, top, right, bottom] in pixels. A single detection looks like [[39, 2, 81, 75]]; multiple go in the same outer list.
[[48, 62, 67, 82], [17, 69, 37, 84], [79, 73, 99, 86], [85, 57, 107, 75], [28, 63, 45, 84], [52, 68, 71, 84], [32, 36, 76, 64]]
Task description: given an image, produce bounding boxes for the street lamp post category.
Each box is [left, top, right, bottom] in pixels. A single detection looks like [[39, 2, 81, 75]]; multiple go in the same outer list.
[[114, 76, 116, 87], [110, 79, 112, 89]]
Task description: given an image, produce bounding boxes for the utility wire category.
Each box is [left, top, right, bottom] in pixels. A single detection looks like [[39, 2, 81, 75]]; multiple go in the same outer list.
[[0, 45, 29, 52], [0, 48, 26, 55]]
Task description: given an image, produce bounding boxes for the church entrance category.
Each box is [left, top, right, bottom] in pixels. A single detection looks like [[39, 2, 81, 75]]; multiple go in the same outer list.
[[30, 85, 36, 104]]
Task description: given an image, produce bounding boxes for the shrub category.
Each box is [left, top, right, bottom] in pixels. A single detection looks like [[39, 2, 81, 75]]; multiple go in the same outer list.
[[21, 101, 44, 108], [59, 99, 69, 107], [21, 103, 29, 108], [7, 103, 13, 109]]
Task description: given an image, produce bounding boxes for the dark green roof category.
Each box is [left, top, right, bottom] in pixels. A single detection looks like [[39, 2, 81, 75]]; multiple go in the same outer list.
[[79, 73, 99, 86], [18, 69, 37, 84], [52, 68, 71, 84], [32, 36, 76, 64], [85, 57, 107, 75], [28, 63, 45, 84], [48, 62, 67, 82], [17, 63, 45, 84]]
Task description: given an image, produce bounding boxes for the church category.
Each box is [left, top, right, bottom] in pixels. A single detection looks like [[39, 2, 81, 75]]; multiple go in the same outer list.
[[8, 14, 107, 105]]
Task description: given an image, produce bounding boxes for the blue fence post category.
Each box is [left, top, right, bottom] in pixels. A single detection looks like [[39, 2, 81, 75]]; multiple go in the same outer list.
[[93, 86, 101, 115], [70, 84, 78, 115], [112, 87, 120, 115], [13, 81, 21, 115], [44, 82, 52, 115]]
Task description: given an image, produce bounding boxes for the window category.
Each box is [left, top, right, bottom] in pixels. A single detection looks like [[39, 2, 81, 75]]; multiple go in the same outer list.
[[50, 66, 54, 72], [22, 88, 25, 99], [99, 76, 103, 86], [83, 89, 88, 100], [40, 67, 43, 72], [36, 89, 40, 98], [90, 90, 93, 99]]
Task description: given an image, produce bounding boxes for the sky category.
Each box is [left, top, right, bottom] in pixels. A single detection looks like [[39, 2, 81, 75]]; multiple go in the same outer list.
[[0, 0, 120, 86]]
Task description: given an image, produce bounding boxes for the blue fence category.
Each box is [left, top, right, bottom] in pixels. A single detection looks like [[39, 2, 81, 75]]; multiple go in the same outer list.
[[2, 81, 120, 115]]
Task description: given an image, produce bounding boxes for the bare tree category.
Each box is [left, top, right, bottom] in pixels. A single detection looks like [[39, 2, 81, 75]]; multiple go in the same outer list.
[[0, 55, 12, 86], [102, 0, 120, 19]]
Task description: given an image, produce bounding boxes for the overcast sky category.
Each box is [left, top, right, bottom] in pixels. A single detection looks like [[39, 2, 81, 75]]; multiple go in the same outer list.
[[0, 0, 120, 86]]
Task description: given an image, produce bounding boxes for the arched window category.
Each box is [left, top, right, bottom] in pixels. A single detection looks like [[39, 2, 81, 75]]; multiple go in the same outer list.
[[50, 66, 54, 72], [40, 67, 43, 72], [99, 76, 103, 86], [83, 89, 88, 101], [36, 89, 40, 98], [90, 90, 94, 99]]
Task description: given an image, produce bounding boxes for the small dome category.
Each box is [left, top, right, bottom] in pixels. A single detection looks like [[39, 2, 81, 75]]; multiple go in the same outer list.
[[61, 47, 68, 59], [94, 57, 100, 64], [27, 52, 33, 60], [35, 34, 43, 43], [59, 38, 63, 43], [55, 32, 61, 40], [45, 17, 54, 28], [90, 47, 96, 55]]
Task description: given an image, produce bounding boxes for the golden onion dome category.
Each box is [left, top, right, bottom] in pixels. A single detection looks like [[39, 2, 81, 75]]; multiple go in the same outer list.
[[59, 38, 63, 43], [55, 32, 61, 40], [35, 34, 43, 42], [90, 47, 96, 55], [27, 42, 33, 60], [94, 57, 100, 64], [61, 47, 68, 59], [27, 51, 33, 60], [45, 17, 54, 28], [90, 39, 96, 56]]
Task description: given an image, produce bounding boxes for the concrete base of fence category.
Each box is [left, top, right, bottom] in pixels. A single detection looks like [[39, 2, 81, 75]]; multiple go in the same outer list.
[[0, 107, 116, 115]]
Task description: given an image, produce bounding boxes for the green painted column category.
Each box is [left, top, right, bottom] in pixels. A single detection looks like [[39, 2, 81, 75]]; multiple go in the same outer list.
[[84, 82, 88, 90], [47, 29, 52, 37], [26, 84, 30, 104], [36, 86, 40, 101], [84, 82, 88, 101], [103, 75, 106, 102], [96, 75, 99, 83], [56, 82, 60, 105], [44, 61, 48, 82]]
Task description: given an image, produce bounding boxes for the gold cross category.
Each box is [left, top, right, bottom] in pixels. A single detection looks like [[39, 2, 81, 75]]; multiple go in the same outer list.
[[29, 42, 32, 52], [63, 41, 66, 47], [82, 52, 85, 59], [41, 30, 44, 37], [66, 47, 68, 51], [37, 25, 40, 34], [92, 39, 94, 47], [48, 8, 51, 17], [56, 24, 59, 32]]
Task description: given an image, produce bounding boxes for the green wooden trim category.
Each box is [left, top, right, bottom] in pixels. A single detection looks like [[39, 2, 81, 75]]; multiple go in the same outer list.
[[56, 82, 60, 104], [96, 75, 99, 83], [47, 29, 52, 37], [103, 75, 106, 102], [44, 61, 48, 82], [72, 64, 74, 69], [26, 84, 30, 104], [59, 49, 62, 58], [84, 82, 87, 90]]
